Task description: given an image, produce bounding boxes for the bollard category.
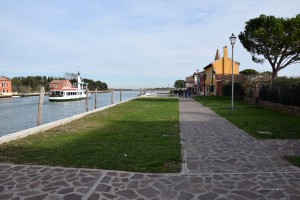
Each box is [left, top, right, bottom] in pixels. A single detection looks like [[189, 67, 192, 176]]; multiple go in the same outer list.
[[95, 89, 97, 109], [120, 88, 122, 102], [86, 91, 89, 112], [111, 89, 114, 104], [37, 86, 45, 126]]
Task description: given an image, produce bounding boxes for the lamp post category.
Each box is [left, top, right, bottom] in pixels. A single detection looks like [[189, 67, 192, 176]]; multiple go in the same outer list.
[[229, 33, 236, 113], [211, 68, 216, 96], [196, 69, 199, 96]]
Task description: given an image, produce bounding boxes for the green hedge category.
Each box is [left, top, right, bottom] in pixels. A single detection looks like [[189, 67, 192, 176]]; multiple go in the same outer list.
[[222, 82, 244, 100], [260, 77, 300, 107]]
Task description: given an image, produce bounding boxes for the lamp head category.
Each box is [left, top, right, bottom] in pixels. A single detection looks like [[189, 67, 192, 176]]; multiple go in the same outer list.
[[229, 33, 236, 45]]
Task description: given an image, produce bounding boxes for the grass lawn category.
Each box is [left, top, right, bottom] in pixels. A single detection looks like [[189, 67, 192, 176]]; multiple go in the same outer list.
[[0, 97, 181, 173], [193, 96, 300, 139]]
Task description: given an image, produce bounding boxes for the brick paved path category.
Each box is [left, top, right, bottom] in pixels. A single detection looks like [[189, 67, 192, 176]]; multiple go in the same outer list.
[[1, 97, 300, 200]]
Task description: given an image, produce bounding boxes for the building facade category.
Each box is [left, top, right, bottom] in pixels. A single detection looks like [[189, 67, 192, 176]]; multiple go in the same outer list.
[[203, 46, 240, 95], [49, 80, 72, 90], [185, 76, 194, 93], [0, 76, 13, 97], [193, 71, 206, 96]]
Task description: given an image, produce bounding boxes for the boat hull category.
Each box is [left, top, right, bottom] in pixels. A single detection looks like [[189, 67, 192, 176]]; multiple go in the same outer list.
[[48, 96, 88, 102]]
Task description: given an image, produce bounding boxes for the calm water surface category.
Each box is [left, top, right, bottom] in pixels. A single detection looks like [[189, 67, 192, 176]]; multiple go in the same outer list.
[[0, 91, 139, 136]]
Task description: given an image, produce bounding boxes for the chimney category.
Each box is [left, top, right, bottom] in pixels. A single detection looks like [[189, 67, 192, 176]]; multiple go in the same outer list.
[[223, 46, 228, 58]]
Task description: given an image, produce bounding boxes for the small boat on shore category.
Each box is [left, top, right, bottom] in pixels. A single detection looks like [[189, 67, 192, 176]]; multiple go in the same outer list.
[[48, 72, 89, 102]]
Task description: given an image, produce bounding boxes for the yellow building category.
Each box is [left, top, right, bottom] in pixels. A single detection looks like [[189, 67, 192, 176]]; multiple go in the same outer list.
[[204, 46, 240, 95]]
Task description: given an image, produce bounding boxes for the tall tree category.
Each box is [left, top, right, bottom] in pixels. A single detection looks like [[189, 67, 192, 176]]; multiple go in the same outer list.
[[239, 14, 300, 79], [174, 80, 185, 88], [239, 69, 259, 77]]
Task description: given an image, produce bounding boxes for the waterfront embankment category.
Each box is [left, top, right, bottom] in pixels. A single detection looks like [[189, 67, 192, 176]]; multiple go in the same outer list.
[[0, 91, 140, 136]]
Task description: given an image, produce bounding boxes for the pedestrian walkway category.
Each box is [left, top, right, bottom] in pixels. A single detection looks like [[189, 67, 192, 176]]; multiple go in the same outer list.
[[1, 98, 300, 199]]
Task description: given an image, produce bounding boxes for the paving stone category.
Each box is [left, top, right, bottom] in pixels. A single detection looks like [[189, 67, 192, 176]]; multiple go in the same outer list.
[[24, 194, 48, 200], [212, 188, 227, 195], [197, 192, 218, 200], [57, 187, 75, 194], [115, 190, 138, 199], [0, 193, 14, 200], [102, 192, 118, 199], [212, 175, 224, 181], [174, 180, 190, 191], [100, 175, 112, 183], [227, 194, 248, 200], [87, 192, 100, 200], [266, 190, 288, 199], [178, 191, 194, 200], [95, 184, 112, 192], [153, 180, 167, 190], [17, 191, 41, 197], [231, 190, 263, 199], [46, 180, 69, 187], [290, 195, 300, 200], [136, 186, 160, 198], [130, 174, 144, 179], [161, 190, 177, 199], [127, 180, 139, 189], [190, 176, 203, 184], [237, 180, 256, 189], [63, 193, 82, 200]]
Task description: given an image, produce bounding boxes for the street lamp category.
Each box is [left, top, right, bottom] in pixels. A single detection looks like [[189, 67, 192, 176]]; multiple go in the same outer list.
[[229, 33, 236, 113], [196, 69, 199, 96], [211, 68, 216, 96]]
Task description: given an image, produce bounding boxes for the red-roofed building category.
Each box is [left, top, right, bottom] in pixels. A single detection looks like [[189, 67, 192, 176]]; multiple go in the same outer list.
[[0, 76, 13, 97], [49, 80, 72, 90]]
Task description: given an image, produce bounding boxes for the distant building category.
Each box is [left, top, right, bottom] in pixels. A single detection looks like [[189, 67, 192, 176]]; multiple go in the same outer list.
[[0, 76, 13, 97], [192, 71, 206, 96], [49, 80, 72, 90], [185, 76, 194, 92], [203, 46, 241, 96]]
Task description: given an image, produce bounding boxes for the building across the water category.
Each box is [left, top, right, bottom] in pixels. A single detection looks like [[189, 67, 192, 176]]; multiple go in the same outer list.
[[0, 76, 13, 97], [49, 80, 73, 90]]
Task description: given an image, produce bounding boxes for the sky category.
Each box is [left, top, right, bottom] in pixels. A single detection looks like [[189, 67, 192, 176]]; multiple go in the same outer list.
[[0, 0, 299, 89]]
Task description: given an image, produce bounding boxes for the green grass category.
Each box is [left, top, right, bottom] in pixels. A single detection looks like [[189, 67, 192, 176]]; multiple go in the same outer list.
[[193, 96, 300, 139], [0, 97, 181, 173], [287, 156, 300, 167]]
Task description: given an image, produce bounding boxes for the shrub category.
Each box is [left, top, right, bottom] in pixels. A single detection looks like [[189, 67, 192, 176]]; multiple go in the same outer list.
[[222, 82, 244, 100], [260, 77, 300, 107]]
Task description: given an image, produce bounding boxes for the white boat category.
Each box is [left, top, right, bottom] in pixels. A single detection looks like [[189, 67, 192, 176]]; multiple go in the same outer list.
[[48, 73, 89, 102]]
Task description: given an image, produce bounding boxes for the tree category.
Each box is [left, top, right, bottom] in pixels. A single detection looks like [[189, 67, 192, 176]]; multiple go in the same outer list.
[[239, 14, 300, 79], [239, 69, 258, 77], [174, 80, 185, 88]]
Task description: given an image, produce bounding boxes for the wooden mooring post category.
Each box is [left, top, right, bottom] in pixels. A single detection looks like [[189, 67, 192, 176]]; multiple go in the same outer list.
[[120, 88, 122, 102], [111, 89, 114, 104], [86, 91, 89, 112], [95, 89, 97, 109], [37, 86, 45, 126]]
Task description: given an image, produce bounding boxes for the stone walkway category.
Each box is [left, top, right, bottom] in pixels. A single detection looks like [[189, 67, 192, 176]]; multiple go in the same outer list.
[[1, 98, 300, 200]]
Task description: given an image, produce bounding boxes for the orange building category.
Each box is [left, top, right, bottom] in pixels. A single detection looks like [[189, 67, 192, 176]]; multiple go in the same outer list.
[[204, 46, 240, 95], [0, 76, 13, 97], [49, 80, 73, 90]]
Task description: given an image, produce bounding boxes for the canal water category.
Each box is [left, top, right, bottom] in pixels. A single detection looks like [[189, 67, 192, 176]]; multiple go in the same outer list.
[[0, 91, 140, 137]]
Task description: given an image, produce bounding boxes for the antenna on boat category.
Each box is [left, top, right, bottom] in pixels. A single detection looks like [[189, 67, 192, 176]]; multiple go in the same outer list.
[[78, 66, 80, 76]]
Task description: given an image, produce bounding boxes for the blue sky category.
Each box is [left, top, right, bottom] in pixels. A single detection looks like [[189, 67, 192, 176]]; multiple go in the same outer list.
[[0, 0, 299, 89]]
